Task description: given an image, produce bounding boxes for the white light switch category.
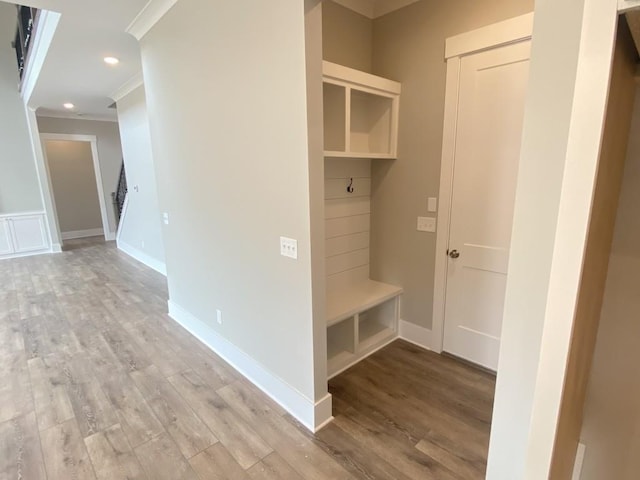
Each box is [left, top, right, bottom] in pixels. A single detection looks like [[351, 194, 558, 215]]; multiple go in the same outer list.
[[162, 212, 169, 225], [417, 216, 436, 233], [428, 197, 437, 212], [280, 236, 298, 259]]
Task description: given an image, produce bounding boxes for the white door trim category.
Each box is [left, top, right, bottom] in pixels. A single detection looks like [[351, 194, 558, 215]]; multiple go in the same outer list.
[[432, 14, 534, 353], [40, 133, 115, 242]]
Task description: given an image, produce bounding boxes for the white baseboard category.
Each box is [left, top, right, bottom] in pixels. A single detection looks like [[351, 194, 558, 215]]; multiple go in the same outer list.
[[117, 240, 167, 276], [167, 300, 332, 432], [399, 319, 433, 351], [61, 228, 104, 240], [50, 243, 62, 253], [0, 248, 52, 261], [572, 443, 586, 480]]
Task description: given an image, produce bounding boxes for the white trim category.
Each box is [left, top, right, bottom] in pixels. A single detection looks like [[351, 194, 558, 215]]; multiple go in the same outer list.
[[619, 0, 640, 12], [167, 300, 333, 432], [0, 249, 52, 261], [24, 107, 61, 249], [0, 210, 46, 219], [432, 16, 534, 354], [40, 133, 116, 242], [126, 0, 179, 40], [445, 13, 534, 59], [398, 320, 433, 351], [61, 228, 104, 240], [110, 72, 144, 103], [330, 0, 375, 18], [572, 443, 586, 480], [117, 240, 166, 276], [21, 10, 61, 104], [36, 112, 118, 123], [50, 243, 62, 253]]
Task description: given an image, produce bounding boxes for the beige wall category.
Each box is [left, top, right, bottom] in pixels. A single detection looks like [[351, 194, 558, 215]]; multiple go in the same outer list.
[[579, 84, 640, 480], [357, 0, 533, 330], [45, 140, 103, 234], [322, 1, 372, 73], [140, 0, 322, 413], [37, 117, 122, 236], [0, 3, 43, 214], [116, 85, 166, 268]]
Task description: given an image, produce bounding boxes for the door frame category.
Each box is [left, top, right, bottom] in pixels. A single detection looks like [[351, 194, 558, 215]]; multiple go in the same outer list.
[[431, 13, 534, 353], [39, 133, 114, 242]]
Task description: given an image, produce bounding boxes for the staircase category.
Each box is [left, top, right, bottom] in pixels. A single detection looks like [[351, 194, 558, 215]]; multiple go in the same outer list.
[[112, 162, 127, 225]]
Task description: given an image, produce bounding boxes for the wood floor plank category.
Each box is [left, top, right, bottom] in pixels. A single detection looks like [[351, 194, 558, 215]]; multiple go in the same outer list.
[[415, 438, 485, 480], [84, 423, 147, 480], [217, 381, 355, 480], [28, 356, 74, 431], [168, 370, 272, 469], [65, 376, 119, 439], [0, 412, 47, 480], [40, 419, 97, 480], [0, 350, 34, 424], [134, 432, 199, 480], [101, 375, 164, 448], [189, 443, 251, 480], [247, 452, 304, 480], [132, 366, 218, 458]]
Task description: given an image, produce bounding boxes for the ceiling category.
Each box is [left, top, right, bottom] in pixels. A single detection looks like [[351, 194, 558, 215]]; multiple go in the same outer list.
[[331, 0, 421, 19], [0, 0, 147, 121]]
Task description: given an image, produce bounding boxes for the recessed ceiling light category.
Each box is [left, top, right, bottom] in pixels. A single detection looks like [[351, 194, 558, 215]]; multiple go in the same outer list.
[[63, 103, 74, 109], [103, 56, 119, 65]]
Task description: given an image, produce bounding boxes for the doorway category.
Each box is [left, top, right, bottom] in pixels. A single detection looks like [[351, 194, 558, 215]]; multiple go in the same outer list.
[[433, 15, 533, 371], [40, 134, 111, 245]]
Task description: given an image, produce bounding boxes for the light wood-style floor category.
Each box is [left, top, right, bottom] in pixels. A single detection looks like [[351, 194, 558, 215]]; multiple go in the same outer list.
[[0, 238, 494, 479]]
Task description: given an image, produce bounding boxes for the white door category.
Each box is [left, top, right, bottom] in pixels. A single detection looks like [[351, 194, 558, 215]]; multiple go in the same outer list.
[[442, 40, 530, 370]]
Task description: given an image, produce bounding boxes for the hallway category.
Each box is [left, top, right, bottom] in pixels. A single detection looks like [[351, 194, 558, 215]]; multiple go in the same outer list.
[[0, 242, 494, 479]]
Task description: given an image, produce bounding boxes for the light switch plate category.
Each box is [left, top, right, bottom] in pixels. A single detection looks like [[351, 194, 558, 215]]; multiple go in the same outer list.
[[428, 197, 437, 212], [280, 236, 298, 259], [417, 216, 436, 233], [162, 212, 169, 225]]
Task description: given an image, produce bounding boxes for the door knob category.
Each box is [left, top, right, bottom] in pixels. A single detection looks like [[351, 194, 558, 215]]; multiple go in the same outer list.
[[449, 249, 460, 259]]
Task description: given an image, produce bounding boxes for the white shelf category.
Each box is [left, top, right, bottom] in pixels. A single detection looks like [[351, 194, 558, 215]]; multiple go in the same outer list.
[[323, 61, 401, 159], [326, 279, 403, 327]]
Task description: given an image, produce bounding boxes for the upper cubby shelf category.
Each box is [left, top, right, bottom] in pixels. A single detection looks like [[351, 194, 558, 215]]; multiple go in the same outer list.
[[323, 61, 401, 159]]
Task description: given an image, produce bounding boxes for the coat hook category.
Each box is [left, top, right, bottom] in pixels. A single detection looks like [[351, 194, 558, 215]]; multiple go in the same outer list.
[[347, 177, 354, 193]]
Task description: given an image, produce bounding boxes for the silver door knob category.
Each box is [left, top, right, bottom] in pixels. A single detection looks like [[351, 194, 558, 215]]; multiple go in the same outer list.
[[449, 249, 460, 259]]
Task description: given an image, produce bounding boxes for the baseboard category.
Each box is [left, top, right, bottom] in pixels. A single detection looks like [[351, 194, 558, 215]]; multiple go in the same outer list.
[[117, 240, 167, 276], [167, 300, 332, 432], [0, 248, 52, 261], [572, 443, 586, 480], [50, 243, 62, 253], [399, 319, 433, 351], [61, 228, 104, 240]]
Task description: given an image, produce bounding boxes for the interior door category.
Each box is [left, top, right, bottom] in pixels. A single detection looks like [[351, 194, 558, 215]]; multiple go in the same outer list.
[[442, 40, 531, 370]]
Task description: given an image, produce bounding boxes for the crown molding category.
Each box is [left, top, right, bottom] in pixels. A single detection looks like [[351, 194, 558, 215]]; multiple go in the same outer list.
[[110, 72, 144, 102], [37, 112, 118, 123], [127, 0, 179, 40], [619, 0, 640, 13]]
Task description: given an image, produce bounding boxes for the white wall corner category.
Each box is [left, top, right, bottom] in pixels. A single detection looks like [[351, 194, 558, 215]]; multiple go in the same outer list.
[[126, 0, 179, 40], [619, 0, 640, 13], [109, 72, 144, 103], [398, 319, 433, 351], [117, 239, 166, 276], [167, 300, 333, 432], [21, 10, 61, 104]]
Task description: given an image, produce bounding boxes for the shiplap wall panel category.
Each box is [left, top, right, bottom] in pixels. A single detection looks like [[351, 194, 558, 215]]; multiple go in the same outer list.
[[326, 231, 370, 257], [325, 158, 372, 288]]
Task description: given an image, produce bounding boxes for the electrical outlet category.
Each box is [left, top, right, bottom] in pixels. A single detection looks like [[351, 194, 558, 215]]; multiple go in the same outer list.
[[280, 236, 298, 259], [428, 197, 437, 212], [216, 309, 222, 325], [417, 216, 436, 233]]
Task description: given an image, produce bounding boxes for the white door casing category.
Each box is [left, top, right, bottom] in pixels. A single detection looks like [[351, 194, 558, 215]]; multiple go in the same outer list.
[[0, 219, 13, 255], [442, 41, 531, 370], [432, 13, 534, 367]]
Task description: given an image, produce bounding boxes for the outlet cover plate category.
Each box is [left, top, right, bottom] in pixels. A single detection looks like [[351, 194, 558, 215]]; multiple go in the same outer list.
[[280, 236, 298, 259], [417, 216, 436, 233]]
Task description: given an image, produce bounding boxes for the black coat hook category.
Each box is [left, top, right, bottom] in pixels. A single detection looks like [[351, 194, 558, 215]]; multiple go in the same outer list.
[[347, 177, 354, 193]]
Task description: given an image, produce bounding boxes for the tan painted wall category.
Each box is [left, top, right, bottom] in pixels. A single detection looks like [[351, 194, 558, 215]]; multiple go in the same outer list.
[[322, 1, 372, 73], [0, 3, 42, 214], [37, 117, 123, 236], [550, 20, 638, 479], [369, 0, 534, 330], [579, 85, 640, 480], [140, 0, 320, 406], [45, 140, 103, 234]]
